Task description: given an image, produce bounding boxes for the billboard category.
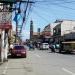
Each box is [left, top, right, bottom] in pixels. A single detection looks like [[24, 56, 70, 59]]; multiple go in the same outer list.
[[0, 12, 12, 29]]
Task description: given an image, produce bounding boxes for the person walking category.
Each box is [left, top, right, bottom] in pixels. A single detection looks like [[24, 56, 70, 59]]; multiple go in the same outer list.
[[49, 44, 55, 53]]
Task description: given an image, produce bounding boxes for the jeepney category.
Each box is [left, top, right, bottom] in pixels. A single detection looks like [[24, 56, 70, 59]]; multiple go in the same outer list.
[[62, 41, 75, 52]]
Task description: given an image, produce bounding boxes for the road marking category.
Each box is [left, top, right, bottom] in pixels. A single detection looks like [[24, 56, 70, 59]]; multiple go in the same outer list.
[[34, 54, 40, 58], [62, 68, 75, 75], [2, 63, 8, 75]]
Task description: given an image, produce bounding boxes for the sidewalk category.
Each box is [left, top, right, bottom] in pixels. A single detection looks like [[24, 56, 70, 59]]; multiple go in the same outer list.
[[0, 61, 8, 75]]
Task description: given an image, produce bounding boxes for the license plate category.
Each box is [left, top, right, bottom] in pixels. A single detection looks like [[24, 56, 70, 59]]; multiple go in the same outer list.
[[17, 54, 21, 56]]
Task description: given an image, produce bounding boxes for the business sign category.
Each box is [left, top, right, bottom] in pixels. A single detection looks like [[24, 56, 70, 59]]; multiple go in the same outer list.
[[0, 22, 12, 29], [0, 12, 11, 23], [0, 7, 12, 30], [44, 31, 51, 36]]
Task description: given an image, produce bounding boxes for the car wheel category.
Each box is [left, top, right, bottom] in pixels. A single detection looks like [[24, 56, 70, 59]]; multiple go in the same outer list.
[[23, 55, 26, 58], [59, 49, 62, 53]]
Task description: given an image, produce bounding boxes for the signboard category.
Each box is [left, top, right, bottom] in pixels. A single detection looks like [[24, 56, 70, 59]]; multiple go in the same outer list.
[[0, 22, 12, 29], [0, 12, 11, 24], [44, 32, 51, 36]]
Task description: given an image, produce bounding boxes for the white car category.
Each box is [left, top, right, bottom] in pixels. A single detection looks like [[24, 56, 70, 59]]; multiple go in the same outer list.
[[39, 43, 49, 50]]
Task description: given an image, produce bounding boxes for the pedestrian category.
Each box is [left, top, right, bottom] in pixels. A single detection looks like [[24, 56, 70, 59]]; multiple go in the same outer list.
[[49, 44, 55, 52], [9, 44, 13, 53], [59, 41, 63, 53]]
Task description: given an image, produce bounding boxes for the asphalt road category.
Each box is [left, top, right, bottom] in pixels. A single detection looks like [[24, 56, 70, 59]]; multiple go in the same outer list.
[[0, 48, 75, 75]]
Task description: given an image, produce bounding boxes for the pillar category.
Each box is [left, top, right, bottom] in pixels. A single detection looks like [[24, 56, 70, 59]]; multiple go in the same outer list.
[[1, 30, 5, 62]]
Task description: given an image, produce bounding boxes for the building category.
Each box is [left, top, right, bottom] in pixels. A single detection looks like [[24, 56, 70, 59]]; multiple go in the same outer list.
[[30, 20, 42, 43], [53, 19, 75, 43], [30, 20, 33, 41], [50, 22, 60, 36], [0, 2, 12, 63], [42, 24, 51, 43]]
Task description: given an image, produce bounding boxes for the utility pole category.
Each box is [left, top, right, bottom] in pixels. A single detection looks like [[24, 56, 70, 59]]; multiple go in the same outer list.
[[14, 0, 35, 43]]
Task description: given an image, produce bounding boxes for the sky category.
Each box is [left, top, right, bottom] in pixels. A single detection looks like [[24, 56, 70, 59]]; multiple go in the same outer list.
[[12, 0, 75, 41]]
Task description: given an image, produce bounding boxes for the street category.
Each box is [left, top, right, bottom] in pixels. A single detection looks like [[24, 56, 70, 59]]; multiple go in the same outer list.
[[0, 48, 75, 75]]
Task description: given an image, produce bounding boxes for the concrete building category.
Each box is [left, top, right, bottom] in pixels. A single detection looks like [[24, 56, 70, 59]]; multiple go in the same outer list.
[[50, 22, 60, 36], [42, 24, 51, 43], [53, 19, 75, 43], [0, 3, 12, 63], [30, 20, 42, 43], [30, 20, 33, 41]]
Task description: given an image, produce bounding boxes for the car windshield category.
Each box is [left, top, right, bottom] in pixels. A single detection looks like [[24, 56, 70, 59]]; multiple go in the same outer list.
[[14, 46, 24, 50]]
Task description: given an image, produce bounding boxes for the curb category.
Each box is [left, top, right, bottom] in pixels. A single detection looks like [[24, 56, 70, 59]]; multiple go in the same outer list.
[[0, 62, 3, 65]]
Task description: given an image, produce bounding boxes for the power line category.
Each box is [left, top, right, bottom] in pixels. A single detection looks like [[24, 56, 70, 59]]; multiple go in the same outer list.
[[49, 3, 75, 11], [21, 3, 33, 31], [20, 0, 32, 33], [32, 3, 75, 17], [14, 0, 75, 39], [34, 1, 75, 11], [35, 0, 75, 4], [32, 9, 49, 23], [32, 5, 58, 19]]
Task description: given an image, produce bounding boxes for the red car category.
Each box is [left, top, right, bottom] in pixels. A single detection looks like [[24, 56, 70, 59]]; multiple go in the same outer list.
[[11, 45, 27, 58]]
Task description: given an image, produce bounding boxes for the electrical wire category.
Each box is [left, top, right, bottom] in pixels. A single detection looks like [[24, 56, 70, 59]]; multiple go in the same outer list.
[[32, 5, 58, 19], [35, 0, 75, 4], [32, 9, 49, 23], [33, 1, 75, 11], [14, 0, 75, 38], [32, 3, 75, 19], [21, 3, 33, 31], [20, 0, 30, 33]]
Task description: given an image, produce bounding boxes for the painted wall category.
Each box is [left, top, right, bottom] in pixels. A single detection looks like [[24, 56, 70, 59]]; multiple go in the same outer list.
[[50, 23, 60, 36], [61, 20, 75, 36]]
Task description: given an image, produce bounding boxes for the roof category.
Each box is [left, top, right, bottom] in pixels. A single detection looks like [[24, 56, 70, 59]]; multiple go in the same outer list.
[[62, 41, 75, 44], [33, 32, 38, 35], [55, 19, 75, 23], [33, 32, 42, 35]]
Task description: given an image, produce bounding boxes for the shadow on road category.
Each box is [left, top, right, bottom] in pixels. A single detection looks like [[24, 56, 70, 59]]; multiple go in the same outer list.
[[8, 55, 25, 59], [48, 51, 75, 56], [61, 52, 75, 55]]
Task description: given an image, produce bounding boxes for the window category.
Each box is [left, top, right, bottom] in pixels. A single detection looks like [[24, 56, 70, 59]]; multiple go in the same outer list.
[[14, 46, 24, 50], [73, 27, 75, 30]]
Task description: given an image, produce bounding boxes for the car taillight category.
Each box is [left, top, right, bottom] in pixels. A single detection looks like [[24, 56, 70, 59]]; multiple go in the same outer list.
[[21, 51, 26, 54]]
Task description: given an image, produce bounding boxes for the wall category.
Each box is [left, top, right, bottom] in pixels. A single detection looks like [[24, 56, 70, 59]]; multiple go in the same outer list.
[[50, 23, 60, 36], [61, 20, 75, 36]]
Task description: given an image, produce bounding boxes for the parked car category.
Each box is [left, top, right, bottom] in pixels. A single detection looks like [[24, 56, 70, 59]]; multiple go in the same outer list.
[[55, 44, 60, 49], [11, 45, 27, 58], [49, 44, 60, 49], [49, 44, 55, 52], [39, 43, 49, 50], [49, 43, 60, 52]]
